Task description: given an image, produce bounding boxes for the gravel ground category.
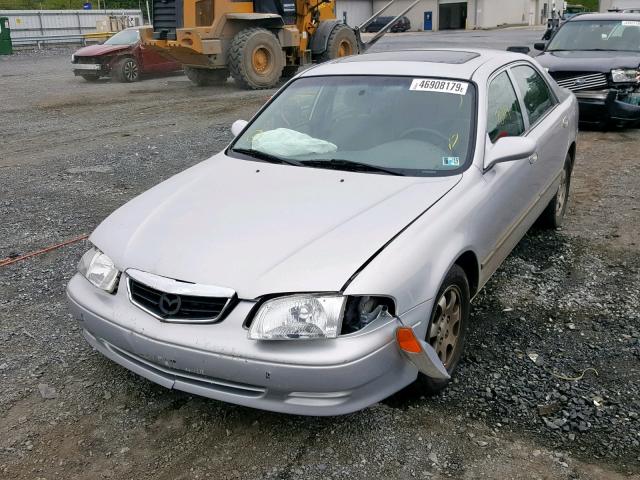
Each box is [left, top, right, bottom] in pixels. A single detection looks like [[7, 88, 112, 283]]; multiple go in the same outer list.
[[1, 30, 639, 479]]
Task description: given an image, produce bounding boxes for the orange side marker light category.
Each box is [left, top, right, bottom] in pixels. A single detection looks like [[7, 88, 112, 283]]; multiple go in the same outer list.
[[396, 327, 422, 353]]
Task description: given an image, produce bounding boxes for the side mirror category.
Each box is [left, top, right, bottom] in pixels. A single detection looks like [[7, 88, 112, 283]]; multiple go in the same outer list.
[[231, 119, 248, 137], [507, 46, 531, 55], [484, 137, 537, 172], [534, 42, 547, 51]]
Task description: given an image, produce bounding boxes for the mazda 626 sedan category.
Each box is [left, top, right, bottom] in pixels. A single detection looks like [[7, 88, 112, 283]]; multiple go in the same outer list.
[[67, 49, 578, 415]]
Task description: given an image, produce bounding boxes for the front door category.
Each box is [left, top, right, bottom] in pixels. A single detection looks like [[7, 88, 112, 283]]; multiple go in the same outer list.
[[475, 70, 540, 282]]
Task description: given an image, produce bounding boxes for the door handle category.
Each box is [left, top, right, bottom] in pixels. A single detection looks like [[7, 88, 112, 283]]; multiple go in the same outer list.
[[561, 117, 569, 128], [529, 153, 539, 164]]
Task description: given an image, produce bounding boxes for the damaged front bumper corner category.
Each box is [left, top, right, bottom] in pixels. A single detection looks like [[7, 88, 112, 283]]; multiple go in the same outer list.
[[396, 326, 450, 380], [576, 87, 640, 124]]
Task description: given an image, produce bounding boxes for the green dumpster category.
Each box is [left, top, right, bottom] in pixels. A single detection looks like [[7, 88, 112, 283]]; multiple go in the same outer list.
[[0, 17, 13, 55]]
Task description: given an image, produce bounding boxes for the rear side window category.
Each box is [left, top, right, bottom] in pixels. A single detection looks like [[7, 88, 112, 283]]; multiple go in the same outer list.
[[487, 72, 525, 143], [511, 65, 555, 125]]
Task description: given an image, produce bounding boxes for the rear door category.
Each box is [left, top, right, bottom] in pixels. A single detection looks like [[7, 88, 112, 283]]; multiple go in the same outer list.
[[509, 63, 567, 205]]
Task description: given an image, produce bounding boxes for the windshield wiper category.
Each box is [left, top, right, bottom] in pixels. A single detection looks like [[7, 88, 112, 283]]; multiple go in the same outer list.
[[572, 48, 617, 52], [231, 148, 303, 166], [301, 159, 404, 176]]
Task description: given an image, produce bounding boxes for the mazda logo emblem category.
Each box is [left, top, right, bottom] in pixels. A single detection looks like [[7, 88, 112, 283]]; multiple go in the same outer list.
[[158, 293, 181, 316]]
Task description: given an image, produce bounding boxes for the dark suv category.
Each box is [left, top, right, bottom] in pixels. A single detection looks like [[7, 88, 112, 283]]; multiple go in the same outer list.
[[534, 13, 640, 127], [364, 16, 411, 33]]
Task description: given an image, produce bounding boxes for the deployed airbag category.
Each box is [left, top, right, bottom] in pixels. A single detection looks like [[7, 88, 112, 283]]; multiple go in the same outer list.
[[252, 128, 338, 157]]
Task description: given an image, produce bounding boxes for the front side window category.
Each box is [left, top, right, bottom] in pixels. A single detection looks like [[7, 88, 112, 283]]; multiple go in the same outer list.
[[487, 72, 525, 143], [547, 20, 640, 52], [230, 75, 477, 176], [511, 65, 555, 125]]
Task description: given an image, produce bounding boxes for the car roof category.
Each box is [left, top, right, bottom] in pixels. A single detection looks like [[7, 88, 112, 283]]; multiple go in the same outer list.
[[567, 12, 640, 21], [298, 48, 528, 81]]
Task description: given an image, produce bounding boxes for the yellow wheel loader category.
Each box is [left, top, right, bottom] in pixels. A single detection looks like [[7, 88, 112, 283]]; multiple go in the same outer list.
[[140, 0, 419, 89]]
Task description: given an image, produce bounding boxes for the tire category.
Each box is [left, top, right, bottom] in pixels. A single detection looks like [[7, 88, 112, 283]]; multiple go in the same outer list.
[[539, 153, 572, 229], [113, 57, 139, 83], [80, 74, 100, 82], [184, 66, 229, 86], [316, 24, 358, 63], [228, 27, 284, 90], [281, 65, 299, 80], [419, 264, 470, 395]]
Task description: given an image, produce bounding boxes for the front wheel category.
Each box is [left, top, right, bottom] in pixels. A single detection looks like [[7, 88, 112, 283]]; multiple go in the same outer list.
[[113, 57, 139, 83], [539, 153, 572, 228], [419, 264, 470, 395], [228, 27, 284, 90]]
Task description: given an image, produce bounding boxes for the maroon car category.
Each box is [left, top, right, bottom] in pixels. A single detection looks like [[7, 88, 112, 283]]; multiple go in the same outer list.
[[71, 27, 181, 82]]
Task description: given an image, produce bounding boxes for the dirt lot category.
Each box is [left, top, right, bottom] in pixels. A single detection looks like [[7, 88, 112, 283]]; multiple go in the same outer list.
[[1, 32, 639, 480]]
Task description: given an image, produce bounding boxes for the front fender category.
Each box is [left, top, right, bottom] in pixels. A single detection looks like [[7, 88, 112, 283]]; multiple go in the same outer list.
[[309, 20, 341, 55], [343, 171, 481, 315]]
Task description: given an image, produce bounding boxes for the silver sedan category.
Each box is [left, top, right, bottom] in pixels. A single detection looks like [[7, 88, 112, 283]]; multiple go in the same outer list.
[[67, 49, 579, 415]]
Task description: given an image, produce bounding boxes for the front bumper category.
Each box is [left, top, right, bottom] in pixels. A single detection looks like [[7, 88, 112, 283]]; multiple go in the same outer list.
[[576, 89, 640, 124], [67, 273, 429, 415], [72, 64, 107, 76]]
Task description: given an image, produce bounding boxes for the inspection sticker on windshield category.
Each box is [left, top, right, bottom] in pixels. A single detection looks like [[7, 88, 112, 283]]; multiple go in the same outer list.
[[410, 78, 468, 95], [443, 156, 460, 166]]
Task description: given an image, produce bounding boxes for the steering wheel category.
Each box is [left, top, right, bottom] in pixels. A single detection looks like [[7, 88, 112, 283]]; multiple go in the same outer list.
[[399, 127, 450, 147]]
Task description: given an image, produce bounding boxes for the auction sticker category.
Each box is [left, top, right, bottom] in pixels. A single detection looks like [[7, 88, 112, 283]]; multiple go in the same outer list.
[[410, 78, 469, 95], [622, 20, 640, 26]]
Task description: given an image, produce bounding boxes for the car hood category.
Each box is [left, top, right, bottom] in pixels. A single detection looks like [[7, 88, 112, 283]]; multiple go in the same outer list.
[[74, 44, 131, 57], [536, 50, 640, 73], [91, 154, 462, 299]]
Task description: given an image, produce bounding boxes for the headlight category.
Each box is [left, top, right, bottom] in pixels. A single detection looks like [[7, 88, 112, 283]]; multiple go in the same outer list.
[[611, 68, 639, 83], [71, 54, 75, 63], [248, 295, 346, 340], [77, 247, 120, 292]]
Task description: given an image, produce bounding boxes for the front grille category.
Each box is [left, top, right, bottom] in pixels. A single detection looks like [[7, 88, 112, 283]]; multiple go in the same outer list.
[[128, 278, 231, 322], [74, 56, 100, 64], [152, 0, 183, 40], [552, 72, 609, 92]]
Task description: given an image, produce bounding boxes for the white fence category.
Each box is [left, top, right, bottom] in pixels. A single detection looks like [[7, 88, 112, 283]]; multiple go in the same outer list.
[[0, 9, 143, 44]]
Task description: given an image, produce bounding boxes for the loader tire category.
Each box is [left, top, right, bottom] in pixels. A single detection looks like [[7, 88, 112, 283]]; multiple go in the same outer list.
[[317, 24, 358, 63], [228, 27, 284, 90], [184, 66, 229, 86]]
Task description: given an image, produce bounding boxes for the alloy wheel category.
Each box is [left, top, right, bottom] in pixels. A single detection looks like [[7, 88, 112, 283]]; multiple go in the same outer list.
[[556, 167, 568, 217], [428, 285, 463, 367], [124, 59, 138, 81]]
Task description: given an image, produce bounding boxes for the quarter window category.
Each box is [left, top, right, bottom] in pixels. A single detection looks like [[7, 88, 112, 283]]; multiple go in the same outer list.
[[487, 72, 525, 143], [511, 65, 555, 125]]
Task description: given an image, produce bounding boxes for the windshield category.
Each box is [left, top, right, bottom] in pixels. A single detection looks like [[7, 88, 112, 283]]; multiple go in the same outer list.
[[104, 29, 139, 46], [230, 75, 476, 176], [548, 20, 640, 51]]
